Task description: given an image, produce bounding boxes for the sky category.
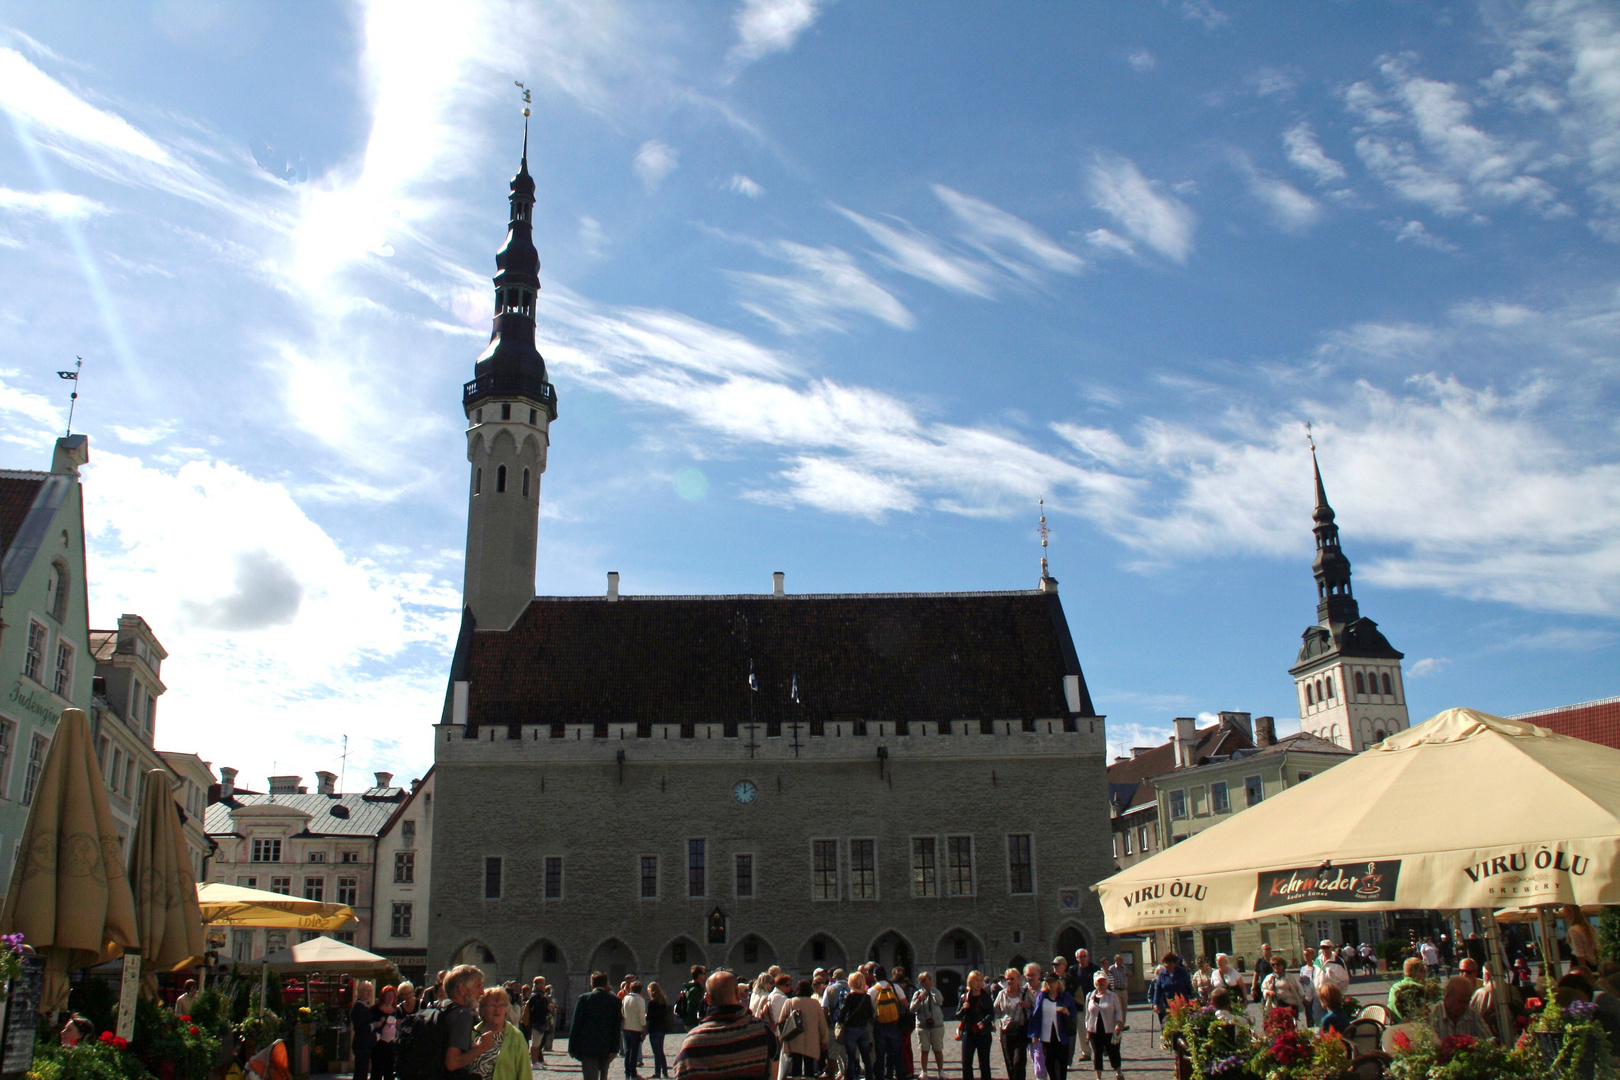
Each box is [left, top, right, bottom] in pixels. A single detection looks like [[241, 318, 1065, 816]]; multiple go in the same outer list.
[[1, 0, 1616, 790]]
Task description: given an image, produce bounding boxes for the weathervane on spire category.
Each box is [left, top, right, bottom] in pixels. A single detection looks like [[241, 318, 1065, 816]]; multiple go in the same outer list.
[[1306, 420, 1316, 453], [56, 357, 82, 436], [1038, 497, 1050, 578], [515, 81, 532, 158]]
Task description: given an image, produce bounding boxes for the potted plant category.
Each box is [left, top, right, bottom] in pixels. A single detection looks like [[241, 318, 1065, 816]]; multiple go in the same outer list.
[[1389, 1027, 1546, 1080], [1529, 999, 1620, 1080]]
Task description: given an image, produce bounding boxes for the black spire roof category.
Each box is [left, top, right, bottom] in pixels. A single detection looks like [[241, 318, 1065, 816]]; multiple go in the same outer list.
[[463, 135, 557, 419], [1291, 450, 1402, 671]]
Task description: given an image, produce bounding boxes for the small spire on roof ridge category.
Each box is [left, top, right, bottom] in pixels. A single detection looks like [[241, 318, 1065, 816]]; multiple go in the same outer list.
[[1037, 498, 1058, 592]]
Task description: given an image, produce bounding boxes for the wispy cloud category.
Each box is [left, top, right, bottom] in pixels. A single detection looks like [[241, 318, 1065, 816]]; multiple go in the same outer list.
[[1392, 218, 1457, 252], [728, 0, 833, 66], [1127, 49, 1156, 73], [932, 185, 1083, 281], [835, 206, 997, 298], [1180, 0, 1230, 31], [1406, 657, 1450, 678], [1230, 151, 1323, 233], [634, 139, 679, 190], [728, 173, 765, 198], [0, 186, 105, 221], [1283, 122, 1348, 186], [727, 240, 913, 333], [1086, 153, 1198, 263]]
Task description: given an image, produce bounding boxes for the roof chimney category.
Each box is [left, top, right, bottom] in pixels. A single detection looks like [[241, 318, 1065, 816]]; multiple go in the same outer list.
[[1220, 711, 1253, 743], [1172, 717, 1197, 768], [1129, 746, 1154, 759], [374, 771, 394, 789], [268, 775, 302, 796], [219, 766, 237, 799], [772, 571, 785, 596], [607, 571, 620, 601], [1255, 715, 1277, 748], [315, 770, 337, 795]]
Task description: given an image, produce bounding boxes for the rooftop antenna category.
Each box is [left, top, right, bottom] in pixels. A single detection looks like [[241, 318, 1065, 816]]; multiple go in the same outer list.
[[338, 734, 348, 794], [56, 358, 82, 436]]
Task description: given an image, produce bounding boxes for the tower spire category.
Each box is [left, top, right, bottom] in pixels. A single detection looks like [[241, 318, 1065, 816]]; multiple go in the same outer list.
[[1307, 438, 1357, 626]]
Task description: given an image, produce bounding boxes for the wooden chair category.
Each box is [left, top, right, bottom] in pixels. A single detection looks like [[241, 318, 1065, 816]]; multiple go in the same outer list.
[[1342, 1050, 1392, 1079], [1344, 1017, 1384, 1058]]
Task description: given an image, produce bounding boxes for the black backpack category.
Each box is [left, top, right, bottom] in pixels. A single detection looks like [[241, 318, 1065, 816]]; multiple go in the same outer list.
[[395, 1004, 453, 1080]]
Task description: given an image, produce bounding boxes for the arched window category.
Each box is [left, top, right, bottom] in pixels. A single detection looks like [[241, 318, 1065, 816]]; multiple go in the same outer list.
[[1325, 676, 1335, 699], [474, 468, 482, 495], [1354, 671, 1366, 695], [522, 468, 530, 497], [496, 465, 507, 493], [528, 408, 538, 425], [1381, 672, 1392, 696], [1305, 683, 1314, 706], [1373, 729, 1385, 743], [1315, 680, 1324, 703]]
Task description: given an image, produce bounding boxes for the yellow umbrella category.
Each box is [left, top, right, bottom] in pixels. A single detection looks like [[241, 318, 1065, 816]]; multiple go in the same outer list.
[[197, 881, 355, 930], [128, 769, 206, 997], [0, 708, 138, 1014], [1094, 708, 1620, 931]]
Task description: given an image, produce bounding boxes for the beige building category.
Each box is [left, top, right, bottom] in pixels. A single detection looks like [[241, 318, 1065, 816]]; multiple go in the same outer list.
[[90, 615, 171, 857], [160, 750, 218, 882], [372, 768, 434, 987], [204, 769, 406, 962]]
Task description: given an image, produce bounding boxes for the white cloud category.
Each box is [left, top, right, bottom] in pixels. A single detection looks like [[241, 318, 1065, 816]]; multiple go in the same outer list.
[[932, 185, 1084, 281], [81, 449, 460, 781], [1393, 219, 1458, 252], [1180, 0, 1229, 31], [1086, 153, 1198, 263], [578, 215, 609, 258], [728, 173, 765, 198], [1283, 122, 1348, 186], [1084, 228, 1137, 256], [728, 0, 832, 65], [1345, 54, 1569, 219], [1127, 49, 1156, 73], [728, 240, 913, 332], [1231, 151, 1323, 233], [1252, 66, 1298, 99], [760, 457, 919, 519], [1406, 657, 1450, 678], [0, 186, 105, 221], [634, 140, 680, 190], [835, 206, 996, 298]]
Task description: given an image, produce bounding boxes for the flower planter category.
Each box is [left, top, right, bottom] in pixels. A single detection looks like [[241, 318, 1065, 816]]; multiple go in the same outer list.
[[1538, 1029, 1601, 1080]]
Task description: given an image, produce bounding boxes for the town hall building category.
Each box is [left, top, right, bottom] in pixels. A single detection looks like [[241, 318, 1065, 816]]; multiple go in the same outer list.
[[426, 138, 1117, 1013]]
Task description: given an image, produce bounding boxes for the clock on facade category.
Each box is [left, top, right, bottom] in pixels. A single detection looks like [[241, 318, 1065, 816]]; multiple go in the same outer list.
[[733, 780, 757, 804]]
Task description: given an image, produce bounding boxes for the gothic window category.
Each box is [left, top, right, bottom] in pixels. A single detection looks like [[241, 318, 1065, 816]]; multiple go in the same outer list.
[[529, 408, 537, 424], [1381, 672, 1392, 696], [1325, 676, 1335, 699], [474, 468, 482, 495], [496, 465, 507, 493], [1354, 671, 1366, 695], [1315, 679, 1324, 703], [522, 469, 530, 497], [1304, 683, 1313, 706], [49, 559, 69, 621]]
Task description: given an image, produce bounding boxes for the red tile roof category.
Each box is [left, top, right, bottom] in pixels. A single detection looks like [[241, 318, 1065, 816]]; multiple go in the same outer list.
[[0, 473, 46, 556], [1510, 696, 1620, 752]]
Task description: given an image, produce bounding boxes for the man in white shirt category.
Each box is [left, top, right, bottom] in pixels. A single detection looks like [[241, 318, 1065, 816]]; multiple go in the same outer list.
[[1317, 944, 1351, 998], [1420, 938, 1442, 978], [1297, 949, 1316, 1026]]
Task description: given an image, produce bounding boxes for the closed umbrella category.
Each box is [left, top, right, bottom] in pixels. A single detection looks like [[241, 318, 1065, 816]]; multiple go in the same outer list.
[[128, 768, 206, 998], [0, 708, 138, 1015], [1094, 708, 1620, 931]]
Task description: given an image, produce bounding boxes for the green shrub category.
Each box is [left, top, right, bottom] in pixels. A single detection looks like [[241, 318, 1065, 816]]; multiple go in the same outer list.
[[28, 1039, 149, 1080]]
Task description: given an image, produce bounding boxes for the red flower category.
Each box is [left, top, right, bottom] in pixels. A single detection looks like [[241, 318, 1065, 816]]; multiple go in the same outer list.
[[188, 1026, 199, 1035], [99, 1031, 115, 1045], [179, 1015, 191, 1022], [112, 1036, 129, 1050], [1391, 1030, 1413, 1053], [1437, 1034, 1476, 1062]]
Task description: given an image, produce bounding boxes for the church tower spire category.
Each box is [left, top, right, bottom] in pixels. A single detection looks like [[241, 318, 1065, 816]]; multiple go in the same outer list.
[[461, 128, 557, 630], [1289, 446, 1408, 753]]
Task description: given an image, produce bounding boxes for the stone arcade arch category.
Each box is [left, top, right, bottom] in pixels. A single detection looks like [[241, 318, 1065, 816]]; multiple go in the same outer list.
[[867, 930, 915, 977], [453, 940, 497, 969], [1053, 924, 1089, 965], [797, 933, 849, 974], [520, 939, 570, 1022], [728, 933, 779, 975], [589, 937, 638, 988], [932, 928, 986, 1009], [660, 936, 708, 996]]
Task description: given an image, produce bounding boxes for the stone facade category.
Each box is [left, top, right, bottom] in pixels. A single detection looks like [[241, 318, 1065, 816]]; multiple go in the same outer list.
[[431, 716, 1113, 1017]]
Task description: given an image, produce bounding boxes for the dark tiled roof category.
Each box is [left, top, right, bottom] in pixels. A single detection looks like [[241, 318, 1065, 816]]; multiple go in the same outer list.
[[0, 472, 45, 557], [1242, 731, 1352, 758], [1106, 721, 1250, 787], [460, 591, 1093, 727], [204, 791, 405, 838], [1510, 696, 1620, 752]]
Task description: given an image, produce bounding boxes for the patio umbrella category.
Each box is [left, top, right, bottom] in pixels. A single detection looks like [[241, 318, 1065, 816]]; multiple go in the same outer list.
[[0, 708, 138, 1014], [197, 881, 355, 930], [1094, 708, 1620, 931], [259, 936, 392, 972], [128, 768, 206, 997]]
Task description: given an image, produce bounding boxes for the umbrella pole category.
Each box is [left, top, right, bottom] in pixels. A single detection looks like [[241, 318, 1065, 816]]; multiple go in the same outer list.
[[1479, 909, 1515, 1044], [261, 961, 269, 1014], [1536, 907, 1561, 990]]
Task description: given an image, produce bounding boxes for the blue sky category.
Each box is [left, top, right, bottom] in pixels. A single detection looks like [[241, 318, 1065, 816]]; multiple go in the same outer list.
[[1, 0, 1616, 787]]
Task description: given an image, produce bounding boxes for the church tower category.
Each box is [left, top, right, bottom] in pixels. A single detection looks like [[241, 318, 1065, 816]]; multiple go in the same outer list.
[[461, 132, 557, 630], [1288, 449, 1408, 752]]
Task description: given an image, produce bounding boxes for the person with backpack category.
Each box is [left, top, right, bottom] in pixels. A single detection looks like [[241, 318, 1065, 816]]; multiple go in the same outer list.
[[868, 966, 904, 1080], [529, 977, 554, 1067], [392, 964, 493, 1080], [822, 969, 851, 1080], [678, 967, 710, 1031], [572, 972, 626, 1080]]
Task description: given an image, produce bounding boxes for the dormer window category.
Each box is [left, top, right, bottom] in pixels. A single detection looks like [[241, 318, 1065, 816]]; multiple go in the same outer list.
[[501, 403, 511, 421]]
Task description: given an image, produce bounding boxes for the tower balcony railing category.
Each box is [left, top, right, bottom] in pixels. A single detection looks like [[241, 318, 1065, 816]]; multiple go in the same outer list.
[[463, 372, 557, 418]]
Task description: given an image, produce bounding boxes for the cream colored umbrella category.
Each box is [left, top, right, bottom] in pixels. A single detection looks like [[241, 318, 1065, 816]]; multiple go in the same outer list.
[[259, 935, 392, 972], [128, 768, 206, 997], [1094, 708, 1620, 932], [197, 881, 355, 930], [0, 708, 139, 1014]]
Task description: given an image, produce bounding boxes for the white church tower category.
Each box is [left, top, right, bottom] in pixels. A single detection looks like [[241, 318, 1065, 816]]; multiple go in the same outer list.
[[1289, 449, 1409, 752], [460, 128, 557, 630]]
